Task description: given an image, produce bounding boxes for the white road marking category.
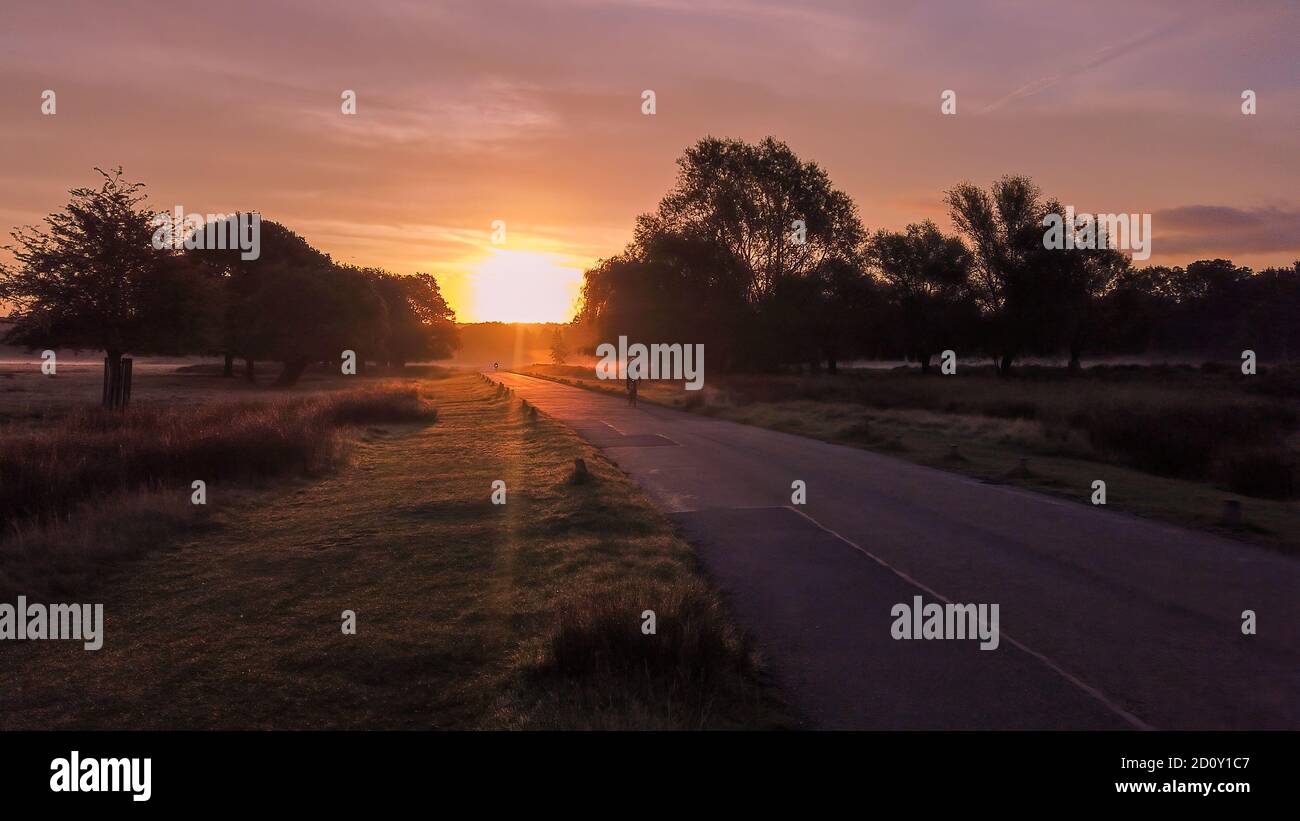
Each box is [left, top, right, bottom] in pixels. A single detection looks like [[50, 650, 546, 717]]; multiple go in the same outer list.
[[786, 505, 1156, 731]]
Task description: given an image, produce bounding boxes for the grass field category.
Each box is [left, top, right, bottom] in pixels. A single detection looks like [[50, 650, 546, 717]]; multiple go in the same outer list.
[[0, 362, 786, 729], [523, 363, 1300, 552]]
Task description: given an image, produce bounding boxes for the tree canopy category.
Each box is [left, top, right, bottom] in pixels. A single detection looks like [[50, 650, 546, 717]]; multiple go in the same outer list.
[[580, 139, 1299, 373], [2, 169, 461, 395]]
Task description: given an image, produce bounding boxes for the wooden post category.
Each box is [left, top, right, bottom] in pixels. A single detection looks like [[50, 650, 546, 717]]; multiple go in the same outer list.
[[111, 357, 120, 409], [101, 356, 132, 409], [122, 358, 133, 408]]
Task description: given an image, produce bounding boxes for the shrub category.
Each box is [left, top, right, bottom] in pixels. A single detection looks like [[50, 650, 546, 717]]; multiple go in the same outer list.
[[323, 387, 437, 425], [1071, 402, 1290, 480], [0, 387, 436, 528], [1247, 364, 1300, 399], [837, 419, 875, 443], [1217, 449, 1296, 500], [530, 583, 774, 728]]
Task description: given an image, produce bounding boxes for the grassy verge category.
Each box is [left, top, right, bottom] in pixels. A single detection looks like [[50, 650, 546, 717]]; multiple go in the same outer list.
[[522, 363, 1300, 552], [1, 371, 787, 730]]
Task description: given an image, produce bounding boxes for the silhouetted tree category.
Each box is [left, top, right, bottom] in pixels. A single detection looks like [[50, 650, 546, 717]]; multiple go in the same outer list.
[[1029, 201, 1133, 371], [945, 176, 1052, 374], [869, 221, 975, 373], [189, 219, 334, 382], [581, 137, 867, 370], [812, 256, 890, 373], [257, 262, 386, 386], [580, 228, 751, 369], [363, 269, 459, 366], [0, 168, 217, 405], [647, 136, 865, 303], [1239, 262, 1300, 361], [550, 326, 570, 365]]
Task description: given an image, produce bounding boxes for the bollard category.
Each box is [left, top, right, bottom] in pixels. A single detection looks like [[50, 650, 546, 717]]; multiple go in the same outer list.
[[571, 457, 591, 484], [1221, 499, 1243, 527]]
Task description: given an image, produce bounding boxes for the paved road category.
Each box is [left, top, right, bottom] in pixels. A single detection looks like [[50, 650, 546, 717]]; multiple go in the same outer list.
[[492, 372, 1300, 730]]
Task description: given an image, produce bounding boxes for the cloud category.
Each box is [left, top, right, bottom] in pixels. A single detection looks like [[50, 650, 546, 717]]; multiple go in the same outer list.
[[1155, 204, 1300, 257]]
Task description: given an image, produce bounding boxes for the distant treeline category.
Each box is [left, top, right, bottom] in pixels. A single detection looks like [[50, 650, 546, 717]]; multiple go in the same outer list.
[[452, 321, 581, 367], [579, 137, 1300, 373], [0, 168, 459, 391]]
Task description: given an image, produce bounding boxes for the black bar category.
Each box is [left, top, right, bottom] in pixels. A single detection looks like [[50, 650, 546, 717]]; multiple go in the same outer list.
[[0, 731, 1287, 808]]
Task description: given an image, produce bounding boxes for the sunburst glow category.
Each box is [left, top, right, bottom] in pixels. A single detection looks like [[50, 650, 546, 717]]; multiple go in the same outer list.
[[469, 249, 583, 323]]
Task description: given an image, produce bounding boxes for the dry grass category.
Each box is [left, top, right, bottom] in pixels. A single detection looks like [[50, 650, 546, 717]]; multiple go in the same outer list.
[[0, 386, 436, 528], [523, 582, 779, 729]]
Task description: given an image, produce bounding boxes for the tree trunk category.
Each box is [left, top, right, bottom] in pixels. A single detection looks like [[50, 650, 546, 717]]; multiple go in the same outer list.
[[998, 352, 1015, 376], [1068, 347, 1082, 373], [101, 352, 132, 409], [273, 357, 311, 387], [102, 352, 120, 409], [244, 358, 256, 382], [223, 353, 235, 378]]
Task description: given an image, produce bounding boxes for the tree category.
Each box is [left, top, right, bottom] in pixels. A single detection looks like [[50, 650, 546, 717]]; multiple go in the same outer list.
[[649, 136, 865, 303], [868, 221, 975, 373], [579, 228, 751, 369], [808, 256, 890, 374], [0, 168, 216, 406], [580, 137, 868, 371], [1028, 200, 1132, 371], [945, 176, 1054, 373], [189, 218, 334, 382], [252, 261, 386, 387], [363, 270, 459, 367], [550, 326, 570, 365], [1238, 262, 1300, 361]]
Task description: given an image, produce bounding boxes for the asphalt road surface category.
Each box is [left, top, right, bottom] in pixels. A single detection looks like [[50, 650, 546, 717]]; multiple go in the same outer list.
[[491, 372, 1299, 730]]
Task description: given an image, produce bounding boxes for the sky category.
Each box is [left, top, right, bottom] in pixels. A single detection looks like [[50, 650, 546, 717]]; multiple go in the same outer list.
[[1, 0, 1297, 322]]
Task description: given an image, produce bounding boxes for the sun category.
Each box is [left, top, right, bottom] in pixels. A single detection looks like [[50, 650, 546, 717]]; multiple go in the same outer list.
[[469, 249, 583, 323]]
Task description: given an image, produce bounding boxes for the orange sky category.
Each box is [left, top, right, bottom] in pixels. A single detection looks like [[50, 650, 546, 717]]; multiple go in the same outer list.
[[2, 0, 1297, 322]]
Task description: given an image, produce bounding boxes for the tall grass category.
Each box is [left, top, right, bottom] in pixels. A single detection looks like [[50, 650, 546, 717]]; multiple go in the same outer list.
[[0, 386, 437, 529], [711, 367, 1300, 499], [1067, 401, 1293, 480], [528, 582, 781, 729]]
